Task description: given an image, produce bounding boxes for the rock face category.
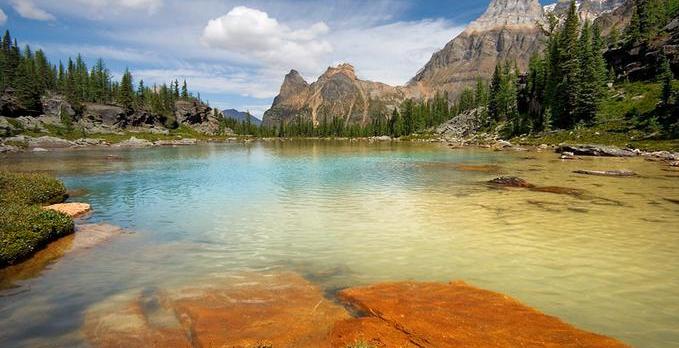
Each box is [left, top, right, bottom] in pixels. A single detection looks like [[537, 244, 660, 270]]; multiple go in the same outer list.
[[436, 107, 486, 141], [407, 0, 546, 100], [263, 65, 408, 127], [174, 100, 222, 135], [606, 16, 679, 80]]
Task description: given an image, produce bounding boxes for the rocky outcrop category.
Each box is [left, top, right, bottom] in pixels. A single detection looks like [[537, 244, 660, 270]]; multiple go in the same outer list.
[[174, 100, 221, 135], [0, 88, 30, 117], [263, 64, 408, 127], [436, 107, 486, 140], [606, 16, 679, 81], [408, 0, 546, 100], [556, 144, 638, 157]]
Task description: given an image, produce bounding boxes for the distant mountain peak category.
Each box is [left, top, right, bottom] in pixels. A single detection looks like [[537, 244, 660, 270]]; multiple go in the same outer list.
[[465, 0, 544, 33]]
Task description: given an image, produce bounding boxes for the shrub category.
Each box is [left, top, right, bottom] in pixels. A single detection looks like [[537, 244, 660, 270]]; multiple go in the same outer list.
[[0, 172, 74, 267]]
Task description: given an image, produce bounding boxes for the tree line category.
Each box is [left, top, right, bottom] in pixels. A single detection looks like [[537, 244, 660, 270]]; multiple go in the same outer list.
[[0, 30, 201, 123]]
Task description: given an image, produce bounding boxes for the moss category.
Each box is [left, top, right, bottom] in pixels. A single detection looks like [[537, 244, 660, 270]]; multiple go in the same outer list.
[[0, 172, 74, 267]]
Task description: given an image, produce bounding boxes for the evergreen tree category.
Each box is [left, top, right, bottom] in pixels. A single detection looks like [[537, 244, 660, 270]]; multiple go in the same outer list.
[[554, 0, 581, 129], [659, 55, 674, 106], [181, 80, 188, 99], [117, 69, 135, 111], [576, 20, 599, 124]]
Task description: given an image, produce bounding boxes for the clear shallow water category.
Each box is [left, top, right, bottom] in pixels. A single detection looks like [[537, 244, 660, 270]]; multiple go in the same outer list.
[[1, 141, 678, 347]]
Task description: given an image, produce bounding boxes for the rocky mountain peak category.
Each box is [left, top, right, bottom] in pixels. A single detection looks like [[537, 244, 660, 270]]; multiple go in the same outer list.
[[278, 69, 309, 101], [319, 63, 357, 81], [465, 0, 544, 33]]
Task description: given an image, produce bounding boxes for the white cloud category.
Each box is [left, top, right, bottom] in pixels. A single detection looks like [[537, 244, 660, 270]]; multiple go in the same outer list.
[[0, 9, 7, 25], [330, 19, 464, 85], [132, 67, 281, 99], [10, 0, 54, 21], [201, 6, 332, 72]]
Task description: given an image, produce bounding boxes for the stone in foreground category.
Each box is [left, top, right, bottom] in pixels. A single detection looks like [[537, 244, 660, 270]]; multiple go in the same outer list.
[[83, 272, 349, 348], [336, 281, 629, 348], [44, 202, 91, 218]]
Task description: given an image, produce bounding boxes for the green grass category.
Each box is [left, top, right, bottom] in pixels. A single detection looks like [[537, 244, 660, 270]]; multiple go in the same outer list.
[[514, 81, 679, 152], [0, 172, 74, 267]]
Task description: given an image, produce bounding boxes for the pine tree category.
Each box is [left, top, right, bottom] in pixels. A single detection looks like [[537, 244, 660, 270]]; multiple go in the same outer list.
[[592, 23, 608, 98], [181, 80, 188, 99], [659, 55, 674, 106], [488, 64, 503, 122], [576, 21, 599, 124], [117, 69, 135, 111], [555, 0, 581, 129]]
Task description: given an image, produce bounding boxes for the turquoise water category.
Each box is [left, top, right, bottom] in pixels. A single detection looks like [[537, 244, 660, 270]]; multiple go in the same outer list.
[[1, 141, 679, 347]]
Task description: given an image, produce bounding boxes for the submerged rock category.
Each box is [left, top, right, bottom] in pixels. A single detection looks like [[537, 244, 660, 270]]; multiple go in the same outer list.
[[574, 169, 637, 177], [455, 164, 502, 173], [44, 203, 91, 218], [487, 176, 534, 188], [335, 281, 629, 348], [83, 272, 349, 348]]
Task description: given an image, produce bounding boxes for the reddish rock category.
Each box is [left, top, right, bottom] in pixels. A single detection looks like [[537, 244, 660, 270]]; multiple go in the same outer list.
[[454, 164, 502, 173], [336, 281, 629, 348], [83, 272, 349, 348]]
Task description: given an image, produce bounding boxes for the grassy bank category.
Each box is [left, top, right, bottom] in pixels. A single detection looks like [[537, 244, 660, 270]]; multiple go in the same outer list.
[[513, 82, 679, 152], [0, 172, 74, 267]]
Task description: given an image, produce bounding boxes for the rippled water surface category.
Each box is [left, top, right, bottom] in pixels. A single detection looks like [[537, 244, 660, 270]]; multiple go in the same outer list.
[[1, 141, 678, 347]]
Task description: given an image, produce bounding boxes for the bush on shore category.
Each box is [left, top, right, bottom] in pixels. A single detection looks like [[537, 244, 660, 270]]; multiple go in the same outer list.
[[0, 172, 74, 267]]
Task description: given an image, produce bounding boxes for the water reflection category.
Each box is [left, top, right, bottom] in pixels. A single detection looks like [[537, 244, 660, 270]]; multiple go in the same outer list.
[[0, 141, 678, 347]]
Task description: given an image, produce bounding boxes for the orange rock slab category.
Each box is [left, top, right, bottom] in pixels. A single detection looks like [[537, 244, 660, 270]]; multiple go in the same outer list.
[[335, 281, 629, 348], [44, 202, 91, 218], [83, 272, 349, 348]]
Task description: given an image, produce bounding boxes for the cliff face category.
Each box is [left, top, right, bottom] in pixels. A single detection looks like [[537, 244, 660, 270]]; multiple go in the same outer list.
[[407, 0, 546, 99], [262, 64, 407, 127]]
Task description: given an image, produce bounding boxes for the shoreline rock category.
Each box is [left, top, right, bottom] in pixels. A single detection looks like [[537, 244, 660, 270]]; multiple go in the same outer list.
[[556, 144, 638, 157], [44, 202, 91, 218]]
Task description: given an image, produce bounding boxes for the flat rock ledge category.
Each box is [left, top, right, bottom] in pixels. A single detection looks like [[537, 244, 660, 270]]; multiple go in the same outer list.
[[82, 273, 628, 348], [44, 202, 91, 218]]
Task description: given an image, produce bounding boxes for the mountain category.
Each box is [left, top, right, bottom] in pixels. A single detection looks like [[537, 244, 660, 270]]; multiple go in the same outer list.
[[544, 0, 628, 23], [408, 0, 546, 100], [223, 109, 262, 126], [262, 64, 408, 127], [262, 0, 630, 128]]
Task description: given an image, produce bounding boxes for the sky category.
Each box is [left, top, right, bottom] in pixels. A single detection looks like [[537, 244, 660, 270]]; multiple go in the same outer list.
[[0, 0, 555, 118]]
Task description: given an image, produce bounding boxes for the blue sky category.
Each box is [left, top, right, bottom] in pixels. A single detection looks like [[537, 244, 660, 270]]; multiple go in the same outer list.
[[0, 0, 555, 117]]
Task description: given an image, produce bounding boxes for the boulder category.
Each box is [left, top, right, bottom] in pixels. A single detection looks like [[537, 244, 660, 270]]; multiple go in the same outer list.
[[44, 203, 91, 218], [73, 138, 109, 147], [81, 103, 127, 128], [574, 169, 637, 177], [670, 161, 679, 167], [0, 144, 19, 153], [115, 137, 154, 147], [556, 144, 637, 157]]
